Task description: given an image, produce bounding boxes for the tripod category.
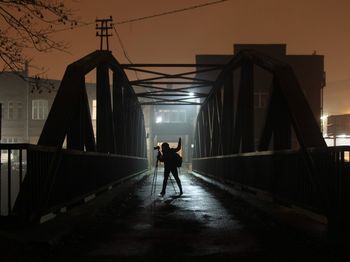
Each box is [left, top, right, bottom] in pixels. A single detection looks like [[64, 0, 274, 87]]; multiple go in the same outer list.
[[150, 159, 158, 196], [150, 153, 177, 196]]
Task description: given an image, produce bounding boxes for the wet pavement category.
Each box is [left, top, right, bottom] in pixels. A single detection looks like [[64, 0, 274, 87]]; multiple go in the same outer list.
[[85, 169, 258, 260], [0, 169, 345, 261]]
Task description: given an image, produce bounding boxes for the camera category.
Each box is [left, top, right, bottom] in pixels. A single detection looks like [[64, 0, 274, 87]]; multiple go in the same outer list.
[[153, 146, 160, 150]]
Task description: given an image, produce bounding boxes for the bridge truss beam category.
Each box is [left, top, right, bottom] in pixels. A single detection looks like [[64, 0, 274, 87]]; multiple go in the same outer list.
[[122, 64, 224, 106], [38, 50, 147, 157]]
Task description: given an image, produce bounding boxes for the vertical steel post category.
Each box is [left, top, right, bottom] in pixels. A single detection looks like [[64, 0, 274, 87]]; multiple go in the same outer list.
[[112, 72, 124, 154], [272, 76, 291, 150], [96, 65, 116, 153], [214, 91, 223, 155], [222, 73, 234, 154], [67, 78, 85, 150], [81, 83, 96, 151], [208, 98, 214, 156], [19, 149, 23, 190], [258, 90, 274, 151], [233, 61, 254, 153], [0, 104, 2, 215], [241, 61, 254, 152], [7, 149, 11, 215], [202, 107, 209, 157], [197, 113, 202, 158]]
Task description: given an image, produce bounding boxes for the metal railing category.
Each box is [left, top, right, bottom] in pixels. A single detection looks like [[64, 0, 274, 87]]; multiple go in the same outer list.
[[0, 143, 148, 222], [192, 146, 350, 216], [0, 143, 30, 216]]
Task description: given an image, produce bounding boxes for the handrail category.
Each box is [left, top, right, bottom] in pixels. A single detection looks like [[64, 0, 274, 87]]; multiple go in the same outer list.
[[192, 146, 350, 160], [0, 143, 148, 222], [192, 145, 350, 217], [0, 143, 148, 159]]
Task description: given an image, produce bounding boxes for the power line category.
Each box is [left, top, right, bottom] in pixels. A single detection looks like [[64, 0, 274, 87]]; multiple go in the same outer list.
[[48, 0, 230, 34], [115, 0, 230, 25], [112, 24, 141, 81], [112, 24, 133, 64], [46, 0, 230, 70], [109, 0, 230, 63]]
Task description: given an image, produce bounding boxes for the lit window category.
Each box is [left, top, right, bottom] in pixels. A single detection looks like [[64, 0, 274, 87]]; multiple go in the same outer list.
[[3, 137, 18, 143], [156, 110, 186, 123], [3, 101, 23, 120], [32, 99, 48, 120], [92, 100, 97, 120]]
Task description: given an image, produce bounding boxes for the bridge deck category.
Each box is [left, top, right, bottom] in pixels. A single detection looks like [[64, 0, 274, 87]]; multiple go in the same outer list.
[[0, 169, 341, 261]]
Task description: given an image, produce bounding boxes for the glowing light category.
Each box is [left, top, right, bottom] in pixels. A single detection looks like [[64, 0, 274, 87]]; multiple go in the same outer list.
[[320, 115, 328, 120], [191, 144, 194, 148], [189, 92, 194, 97], [156, 116, 162, 123], [337, 134, 348, 138]]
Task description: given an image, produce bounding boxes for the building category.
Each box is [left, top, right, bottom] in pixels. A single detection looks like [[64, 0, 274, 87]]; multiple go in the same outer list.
[[324, 114, 350, 146], [0, 70, 96, 146]]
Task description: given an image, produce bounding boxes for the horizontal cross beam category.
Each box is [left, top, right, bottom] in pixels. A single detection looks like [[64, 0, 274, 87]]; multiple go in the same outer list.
[[121, 64, 225, 68], [140, 102, 201, 105]]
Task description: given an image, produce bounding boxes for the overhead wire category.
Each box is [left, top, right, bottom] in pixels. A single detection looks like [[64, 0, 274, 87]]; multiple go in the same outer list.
[[108, 0, 231, 81], [48, 0, 230, 34], [48, 0, 231, 86], [112, 23, 141, 81], [115, 0, 230, 25], [112, 24, 133, 64]]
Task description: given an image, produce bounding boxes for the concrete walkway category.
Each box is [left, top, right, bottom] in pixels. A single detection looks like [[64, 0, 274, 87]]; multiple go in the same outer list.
[[57, 169, 335, 261], [0, 169, 343, 261], [86, 169, 257, 260]]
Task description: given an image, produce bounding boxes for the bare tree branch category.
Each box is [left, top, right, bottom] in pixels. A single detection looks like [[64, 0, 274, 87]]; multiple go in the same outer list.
[[0, 0, 77, 73]]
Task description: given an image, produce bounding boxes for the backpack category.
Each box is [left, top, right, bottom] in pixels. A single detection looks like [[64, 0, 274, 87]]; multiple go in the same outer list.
[[175, 152, 182, 167]]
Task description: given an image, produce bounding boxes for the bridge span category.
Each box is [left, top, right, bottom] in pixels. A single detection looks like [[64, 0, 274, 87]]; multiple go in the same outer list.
[[0, 49, 349, 260]]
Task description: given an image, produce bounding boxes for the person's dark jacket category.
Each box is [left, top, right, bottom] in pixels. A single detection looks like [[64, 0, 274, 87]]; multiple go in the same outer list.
[[158, 139, 181, 170]]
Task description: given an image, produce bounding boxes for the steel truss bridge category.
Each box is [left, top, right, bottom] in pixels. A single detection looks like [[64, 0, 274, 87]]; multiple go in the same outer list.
[[0, 50, 349, 239]]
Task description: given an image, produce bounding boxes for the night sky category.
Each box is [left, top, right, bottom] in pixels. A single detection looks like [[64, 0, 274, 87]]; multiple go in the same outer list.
[[26, 0, 350, 115]]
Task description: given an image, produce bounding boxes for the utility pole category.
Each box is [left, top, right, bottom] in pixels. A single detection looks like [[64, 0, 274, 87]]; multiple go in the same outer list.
[[96, 16, 113, 51]]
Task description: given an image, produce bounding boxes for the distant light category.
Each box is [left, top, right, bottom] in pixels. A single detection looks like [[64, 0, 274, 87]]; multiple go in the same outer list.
[[156, 116, 162, 123], [338, 134, 348, 138], [189, 92, 194, 97], [320, 115, 328, 120], [191, 144, 194, 148]]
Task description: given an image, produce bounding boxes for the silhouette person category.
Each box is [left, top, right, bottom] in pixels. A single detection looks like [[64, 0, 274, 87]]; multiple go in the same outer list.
[[157, 137, 183, 196]]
